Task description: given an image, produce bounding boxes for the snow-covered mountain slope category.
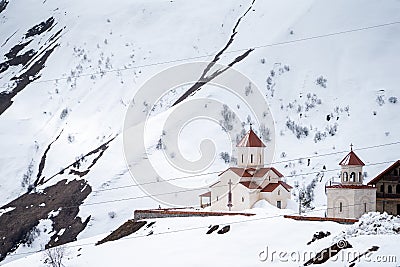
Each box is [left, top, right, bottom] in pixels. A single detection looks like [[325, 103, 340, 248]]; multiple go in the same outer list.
[[4, 208, 400, 267], [0, 0, 399, 264]]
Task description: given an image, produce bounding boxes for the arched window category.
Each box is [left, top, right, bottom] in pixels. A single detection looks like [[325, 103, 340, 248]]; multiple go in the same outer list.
[[241, 154, 244, 163], [380, 184, 384, 192], [242, 197, 245, 202], [259, 155, 261, 164], [343, 172, 349, 182], [251, 154, 253, 163], [359, 172, 362, 182], [388, 185, 393, 194], [364, 203, 367, 212], [339, 202, 343, 212], [350, 172, 356, 182], [396, 184, 400, 194]]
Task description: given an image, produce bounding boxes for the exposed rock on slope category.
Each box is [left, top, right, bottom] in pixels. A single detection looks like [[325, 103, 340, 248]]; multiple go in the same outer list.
[[0, 179, 91, 262]]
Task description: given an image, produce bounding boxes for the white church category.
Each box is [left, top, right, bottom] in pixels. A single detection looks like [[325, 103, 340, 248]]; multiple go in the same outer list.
[[199, 126, 292, 211], [326, 146, 376, 219]]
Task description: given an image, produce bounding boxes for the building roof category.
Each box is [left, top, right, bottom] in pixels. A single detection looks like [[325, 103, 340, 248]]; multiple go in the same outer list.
[[326, 184, 375, 189], [261, 181, 292, 192], [237, 128, 266, 147], [209, 181, 220, 188], [367, 160, 400, 185], [239, 181, 262, 189], [199, 191, 211, 197], [339, 150, 365, 166], [219, 167, 284, 178]]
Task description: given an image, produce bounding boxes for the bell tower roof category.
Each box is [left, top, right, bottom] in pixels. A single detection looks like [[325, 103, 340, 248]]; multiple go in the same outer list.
[[237, 125, 266, 148], [339, 144, 365, 166]]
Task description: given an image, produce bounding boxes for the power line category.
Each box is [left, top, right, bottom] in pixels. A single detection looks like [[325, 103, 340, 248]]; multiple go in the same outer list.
[[91, 141, 400, 193], [1, 20, 399, 89], [1, 140, 396, 221], [4, 200, 376, 259], [70, 160, 399, 207], [0, 159, 395, 220]]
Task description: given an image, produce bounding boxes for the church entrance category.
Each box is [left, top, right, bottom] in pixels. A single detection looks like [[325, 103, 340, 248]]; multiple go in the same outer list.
[[277, 201, 282, 209]]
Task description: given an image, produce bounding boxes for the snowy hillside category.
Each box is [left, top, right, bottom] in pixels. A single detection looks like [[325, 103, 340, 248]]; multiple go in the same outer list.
[[0, 0, 399, 265], [4, 208, 400, 267]]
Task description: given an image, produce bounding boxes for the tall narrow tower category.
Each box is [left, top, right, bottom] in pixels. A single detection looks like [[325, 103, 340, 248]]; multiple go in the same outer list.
[[326, 144, 376, 219], [339, 144, 365, 184], [236, 125, 266, 168]]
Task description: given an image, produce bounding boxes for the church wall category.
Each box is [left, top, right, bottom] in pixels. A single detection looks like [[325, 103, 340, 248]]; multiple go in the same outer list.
[[260, 186, 290, 209], [210, 171, 252, 211], [259, 171, 281, 188], [237, 147, 264, 168], [341, 165, 363, 183], [353, 188, 376, 218], [327, 188, 376, 219], [326, 188, 351, 218]]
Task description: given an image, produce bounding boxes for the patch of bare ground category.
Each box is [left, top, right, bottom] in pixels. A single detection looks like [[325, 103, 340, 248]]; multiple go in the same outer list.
[[306, 231, 331, 245], [96, 220, 147, 245], [304, 240, 352, 266], [0, 179, 91, 262], [349, 246, 379, 267]]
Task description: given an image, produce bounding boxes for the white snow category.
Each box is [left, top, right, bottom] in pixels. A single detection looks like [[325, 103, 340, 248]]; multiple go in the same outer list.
[[3, 210, 400, 267], [0, 0, 399, 265], [0, 207, 16, 217], [333, 212, 400, 242]]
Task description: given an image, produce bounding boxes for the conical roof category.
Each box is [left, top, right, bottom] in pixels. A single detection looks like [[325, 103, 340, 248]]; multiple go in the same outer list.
[[339, 149, 365, 166], [237, 127, 266, 147]]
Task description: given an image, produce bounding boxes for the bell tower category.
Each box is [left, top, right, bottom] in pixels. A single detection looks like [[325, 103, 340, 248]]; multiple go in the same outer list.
[[236, 125, 266, 168], [339, 144, 365, 184]]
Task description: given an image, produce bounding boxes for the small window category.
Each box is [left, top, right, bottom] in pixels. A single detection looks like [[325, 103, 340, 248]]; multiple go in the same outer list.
[[388, 185, 393, 194], [364, 203, 367, 213], [339, 202, 343, 212], [396, 184, 400, 194], [380, 184, 384, 192], [216, 196, 219, 201], [241, 154, 244, 163], [241, 197, 244, 202], [359, 172, 362, 182], [350, 172, 356, 182], [343, 172, 348, 182], [278, 190, 280, 196], [259, 155, 261, 164], [268, 176, 270, 181], [251, 154, 253, 163]]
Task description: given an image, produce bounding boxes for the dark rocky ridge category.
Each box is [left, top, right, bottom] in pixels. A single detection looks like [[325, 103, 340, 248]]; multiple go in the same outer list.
[[0, 17, 62, 116], [0, 179, 92, 262], [0, 0, 8, 14]]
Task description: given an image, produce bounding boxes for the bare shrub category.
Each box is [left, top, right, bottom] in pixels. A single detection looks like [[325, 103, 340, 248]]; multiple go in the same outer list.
[[44, 246, 66, 267], [316, 76, 327, 88], [388, 96, 397, 104]]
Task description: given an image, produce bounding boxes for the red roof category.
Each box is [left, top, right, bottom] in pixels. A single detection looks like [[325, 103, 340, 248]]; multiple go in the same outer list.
[[219, 167, 283, 178], [339, 151, 365, 166], [237, 128, 266, 147], [326, 184, 375, 189], [261, 181, 292, 192], [367, 160, 400, 185], [199, 191, 211, 197], [239, 181, 262, 189]]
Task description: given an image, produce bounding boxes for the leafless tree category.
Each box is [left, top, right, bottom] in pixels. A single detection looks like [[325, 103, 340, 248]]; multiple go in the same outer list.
[[44, 246, 66, 267]]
